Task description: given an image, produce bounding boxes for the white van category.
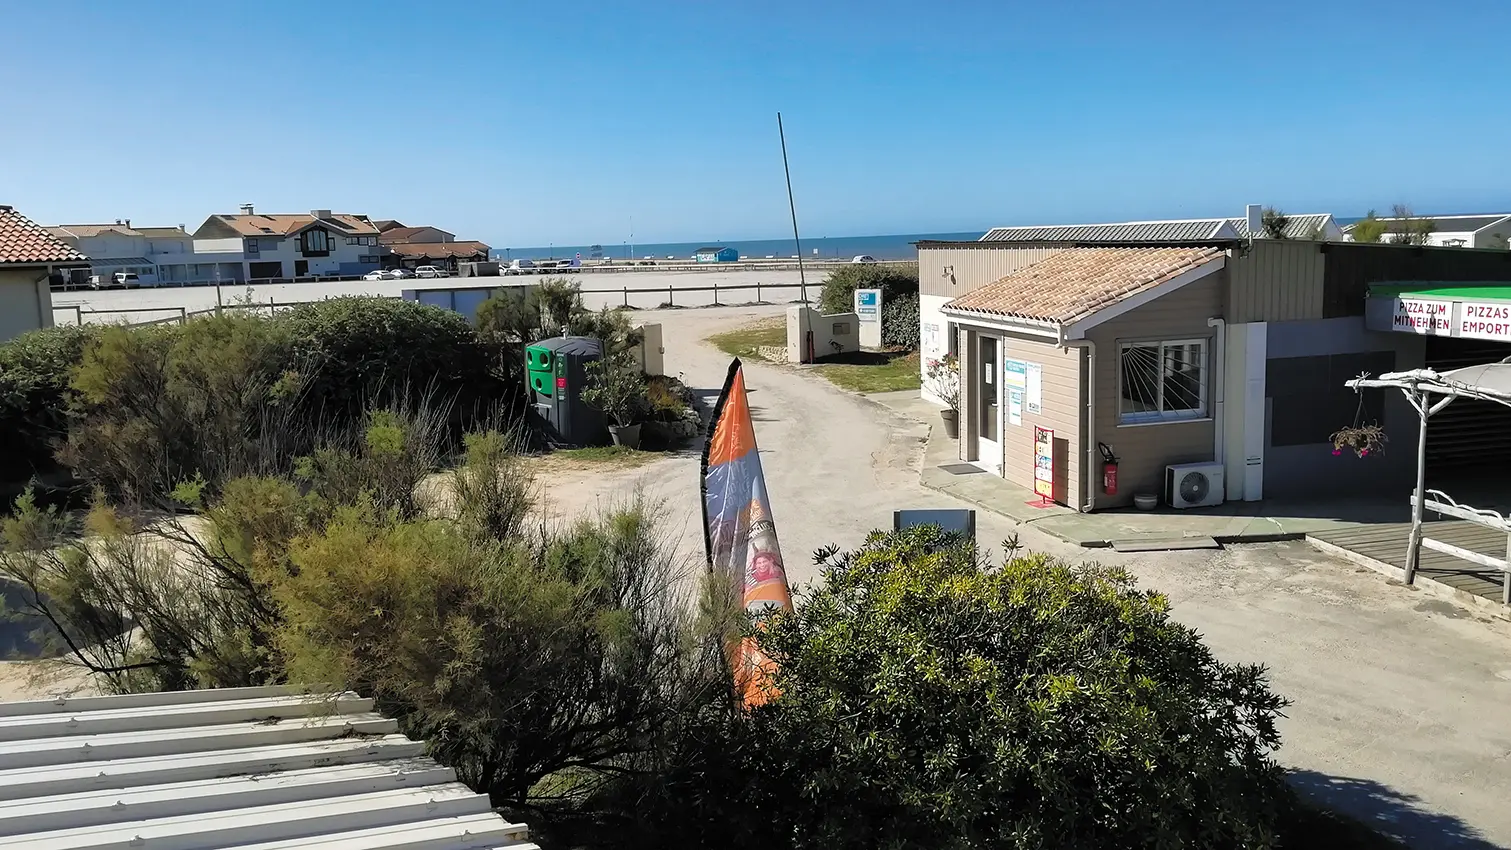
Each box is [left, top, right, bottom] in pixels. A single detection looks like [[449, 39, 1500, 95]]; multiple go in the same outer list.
[[505, 259, 536, 275], [112, 272, 143, 288]]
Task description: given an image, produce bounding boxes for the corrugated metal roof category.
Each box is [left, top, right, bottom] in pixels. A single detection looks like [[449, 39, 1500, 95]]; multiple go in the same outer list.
[[980, 213, 1337, 243], [0, 685, 538, 850]]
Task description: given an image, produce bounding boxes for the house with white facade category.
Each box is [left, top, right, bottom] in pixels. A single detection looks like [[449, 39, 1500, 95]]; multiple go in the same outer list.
[[1343, 213, 1511, 249], [46, 221, 158, 282], [190, 205, 384, 282]]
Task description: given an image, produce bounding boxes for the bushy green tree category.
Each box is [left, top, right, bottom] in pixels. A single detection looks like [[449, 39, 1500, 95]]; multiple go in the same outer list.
[[881, 291, 920, 349], [1261, 207, 1292, 239], [818, 263, 919, 315], [0, 325, 97, 482], [1351, 210, 1388, 243], [651, 527, 1293, 850]]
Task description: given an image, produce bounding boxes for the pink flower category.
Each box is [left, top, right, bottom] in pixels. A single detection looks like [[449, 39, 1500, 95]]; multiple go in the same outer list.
[[1332, 450, 1341, 456], [1359, 449, 1370, 457]]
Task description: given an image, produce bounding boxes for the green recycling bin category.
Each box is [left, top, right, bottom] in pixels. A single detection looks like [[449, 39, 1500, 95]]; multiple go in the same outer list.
[[525, 336, 608, 446]]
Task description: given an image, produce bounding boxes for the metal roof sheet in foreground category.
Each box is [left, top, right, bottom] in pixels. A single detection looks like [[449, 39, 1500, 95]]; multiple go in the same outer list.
[[0, 685, 538, 850]]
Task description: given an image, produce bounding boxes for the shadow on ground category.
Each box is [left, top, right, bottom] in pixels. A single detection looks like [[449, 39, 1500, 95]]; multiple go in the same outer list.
[[1290, 769, 1499, 850], [814, 349, 912, 366]]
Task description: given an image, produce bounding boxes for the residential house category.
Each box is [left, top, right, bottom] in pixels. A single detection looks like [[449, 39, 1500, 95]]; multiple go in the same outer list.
[[191, 206, 383, 281], [694, 246, 739, 263], [386, 241, 491, 271], [379, 225, 456, 245], [0, 205, 88, 340], [1343, 213, 1511, 249], [46, 221, 157, 283], [919, 204, 1511, 512]]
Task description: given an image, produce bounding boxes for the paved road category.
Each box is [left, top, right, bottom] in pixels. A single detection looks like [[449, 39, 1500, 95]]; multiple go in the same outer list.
[[51, 270, 818, 324], [542, 305, 1511, 850]]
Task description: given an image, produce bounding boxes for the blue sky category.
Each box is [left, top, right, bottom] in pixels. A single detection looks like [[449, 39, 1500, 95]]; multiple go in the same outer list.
[[2, 1, 1508, 246]]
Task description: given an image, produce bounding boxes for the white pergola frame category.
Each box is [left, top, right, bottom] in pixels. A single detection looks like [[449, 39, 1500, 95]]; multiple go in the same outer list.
[[1347, 364, 1511, 604]]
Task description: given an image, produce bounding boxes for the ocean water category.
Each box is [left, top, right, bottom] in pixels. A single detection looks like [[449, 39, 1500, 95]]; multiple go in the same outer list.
[[491, 230, 982, 263]]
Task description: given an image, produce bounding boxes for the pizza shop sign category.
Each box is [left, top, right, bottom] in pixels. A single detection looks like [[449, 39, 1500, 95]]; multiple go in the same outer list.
[[1459, 301, 1511, 343], [1375, 296, 1511, 343], [1390, 297, 1451, 334]]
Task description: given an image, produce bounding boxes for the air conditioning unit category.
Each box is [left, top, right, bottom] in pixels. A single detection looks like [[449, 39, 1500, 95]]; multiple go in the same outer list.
[[1165, 462, 1225, 509]]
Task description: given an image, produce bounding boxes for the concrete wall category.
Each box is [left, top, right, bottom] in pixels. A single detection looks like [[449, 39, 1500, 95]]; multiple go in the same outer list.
[[919, 293, 956, 404], [1262, 317, 1420, 499], [0, 268, 54, 342], [786, 305, 858, 363], [1085, 270, 1226, 509]]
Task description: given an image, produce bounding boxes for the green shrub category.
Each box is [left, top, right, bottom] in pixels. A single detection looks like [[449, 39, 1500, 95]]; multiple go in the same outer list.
[[279, 296, 511, 424], [881, 291, 919, 350], [62, 315, 302, 504], [657, 527, 1293, 850], [0, 325, 96, 481], [817, 263, 919, 315]]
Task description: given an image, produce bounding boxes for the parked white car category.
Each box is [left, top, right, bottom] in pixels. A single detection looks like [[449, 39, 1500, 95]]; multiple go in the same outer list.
[[414, 265, 446, 278], [851, 255, 878, 264], [361, 270, 391, 281], [504, 259, 536, 275]]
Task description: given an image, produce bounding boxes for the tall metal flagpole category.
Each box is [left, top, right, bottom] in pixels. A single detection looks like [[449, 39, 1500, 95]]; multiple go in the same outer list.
[[779, 111, 815, 363], [777, 113, 808, 304]]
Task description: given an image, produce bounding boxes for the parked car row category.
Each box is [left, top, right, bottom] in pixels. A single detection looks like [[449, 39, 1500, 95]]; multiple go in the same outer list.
[[503, 259, 581, 275], [361, 266, 450, 281]]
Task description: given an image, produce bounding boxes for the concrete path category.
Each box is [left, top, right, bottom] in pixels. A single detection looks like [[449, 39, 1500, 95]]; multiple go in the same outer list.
[[541, 307, 1511, 850]]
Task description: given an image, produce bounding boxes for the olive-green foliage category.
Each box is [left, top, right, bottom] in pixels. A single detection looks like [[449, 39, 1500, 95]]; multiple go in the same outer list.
[[817, 263, 919, 315], [0, 325, 97, 481], [63, 314, 301, 504], [279, 296, 511, 423], [22, 298, 521, 504], [1351, 211, 1388, 243], [273, 495, 730, 818], [644, 527, 1293, 850], [1261, 207, 1292, 239], [477, 280, 643, 356], [881, 291, 920, 349]]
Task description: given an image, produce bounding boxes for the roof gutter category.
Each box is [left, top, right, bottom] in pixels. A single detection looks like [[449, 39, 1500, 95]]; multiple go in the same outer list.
[[938, 307, 1061, 339]]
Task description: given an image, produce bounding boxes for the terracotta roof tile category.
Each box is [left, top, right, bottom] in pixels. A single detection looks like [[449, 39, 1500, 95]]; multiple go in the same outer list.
[[0, 206, 89, 265], [943, 246, 1224, 325], [206, 213, 379, 237], [388, 241, 491, 259]]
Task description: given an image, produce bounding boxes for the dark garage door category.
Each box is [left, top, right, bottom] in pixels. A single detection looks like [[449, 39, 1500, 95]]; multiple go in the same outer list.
[[1424, 336, 1511, 471]]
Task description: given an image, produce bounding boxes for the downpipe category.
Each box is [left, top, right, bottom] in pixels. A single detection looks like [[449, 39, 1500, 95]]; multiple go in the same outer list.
[[1207, 317, 1226, 474]]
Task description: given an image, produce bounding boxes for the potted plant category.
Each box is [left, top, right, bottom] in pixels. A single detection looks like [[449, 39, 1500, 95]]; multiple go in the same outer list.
[[582, 353, 648, 448], [1330, 424, 1387, 458], [925, 355, 961, 439]]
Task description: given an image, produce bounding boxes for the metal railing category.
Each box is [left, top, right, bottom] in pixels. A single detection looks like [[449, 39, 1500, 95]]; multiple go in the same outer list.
[[1410, 489, 1511, 604]]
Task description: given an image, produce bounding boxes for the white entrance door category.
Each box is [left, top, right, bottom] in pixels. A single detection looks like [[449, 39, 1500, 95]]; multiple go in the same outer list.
[[976, 334, 1002, 471]]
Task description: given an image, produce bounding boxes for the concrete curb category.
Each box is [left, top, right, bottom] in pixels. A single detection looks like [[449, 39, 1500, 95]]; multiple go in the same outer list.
[[1306, 536, 1511, 623]]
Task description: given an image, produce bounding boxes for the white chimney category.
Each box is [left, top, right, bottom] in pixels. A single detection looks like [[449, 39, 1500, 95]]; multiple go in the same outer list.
[[239, 203, 255, 216], [312, 209, 333, 220], [1245, 204, 1263, 235]]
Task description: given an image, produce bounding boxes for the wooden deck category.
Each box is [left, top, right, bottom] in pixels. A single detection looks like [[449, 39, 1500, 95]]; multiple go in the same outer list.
[[1309, 519, 1510, 605]]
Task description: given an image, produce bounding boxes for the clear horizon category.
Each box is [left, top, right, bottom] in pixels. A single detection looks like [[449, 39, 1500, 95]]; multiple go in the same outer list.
[[3, 1, 1508, 246]]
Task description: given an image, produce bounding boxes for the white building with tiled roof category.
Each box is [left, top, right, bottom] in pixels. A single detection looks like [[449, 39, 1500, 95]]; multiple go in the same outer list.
[[190, 205, 385, 282], [0, 204, 88, 341]]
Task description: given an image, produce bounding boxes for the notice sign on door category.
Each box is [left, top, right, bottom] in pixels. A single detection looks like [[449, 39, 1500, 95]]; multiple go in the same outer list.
[[1459, 301, 1511, 343], [1391, 297, 1452, 334], [1033, 426, 1054, 500]]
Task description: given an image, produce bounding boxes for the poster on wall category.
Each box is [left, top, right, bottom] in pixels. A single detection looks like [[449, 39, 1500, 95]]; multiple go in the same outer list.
[[1033, 426, 1055, 502], [921, 322, 941, 353], [1026, 363, 1043, 414], [1007, 389, 1023, 426], [1004, 358, 1027, 392]]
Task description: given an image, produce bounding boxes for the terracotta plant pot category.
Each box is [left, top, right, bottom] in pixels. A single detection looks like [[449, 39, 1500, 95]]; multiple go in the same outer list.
[[940, 408, 959, 439], [608, 423, 642, 449]]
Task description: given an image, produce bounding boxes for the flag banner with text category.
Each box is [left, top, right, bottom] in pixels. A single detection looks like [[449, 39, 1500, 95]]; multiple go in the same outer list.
[[700, 358, 793, 706]]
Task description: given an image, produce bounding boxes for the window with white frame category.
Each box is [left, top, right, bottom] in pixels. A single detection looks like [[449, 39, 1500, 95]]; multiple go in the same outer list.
[[1119, 339, 1207, 423]]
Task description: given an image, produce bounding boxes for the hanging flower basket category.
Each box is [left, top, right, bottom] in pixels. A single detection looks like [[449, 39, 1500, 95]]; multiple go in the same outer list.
[[1330, 424, 1387, 458]]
